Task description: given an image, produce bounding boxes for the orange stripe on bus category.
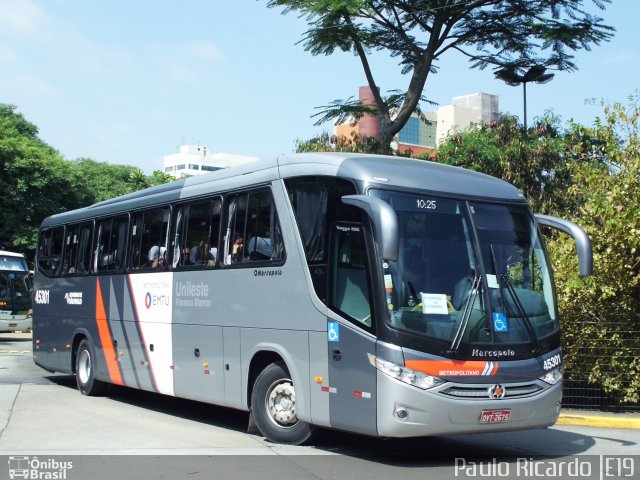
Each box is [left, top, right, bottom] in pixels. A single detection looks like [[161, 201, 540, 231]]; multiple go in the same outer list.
[[96, 279, 124, 386], [405, 359, 497, 377]]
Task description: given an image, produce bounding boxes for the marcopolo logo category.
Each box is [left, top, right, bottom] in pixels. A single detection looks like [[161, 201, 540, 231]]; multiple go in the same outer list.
[[8, 456, 73, 479]]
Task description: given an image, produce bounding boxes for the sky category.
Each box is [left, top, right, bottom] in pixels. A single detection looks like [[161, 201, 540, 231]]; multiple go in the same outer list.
[[1, 0, 638, 174]]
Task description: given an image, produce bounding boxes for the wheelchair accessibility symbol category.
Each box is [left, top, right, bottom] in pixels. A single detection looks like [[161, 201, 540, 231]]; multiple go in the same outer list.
[[328, 322, 340, 342], [493, 312, 508, 332]]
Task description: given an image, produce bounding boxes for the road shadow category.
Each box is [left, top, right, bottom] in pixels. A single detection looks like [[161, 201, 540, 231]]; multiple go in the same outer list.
[[0, 335, 32, 343], [47, 374, 601, 463], [48, 375, 250, 434]]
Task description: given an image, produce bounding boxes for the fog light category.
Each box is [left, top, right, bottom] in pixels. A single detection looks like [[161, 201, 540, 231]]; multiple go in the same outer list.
[[395, 407, 408, 420]]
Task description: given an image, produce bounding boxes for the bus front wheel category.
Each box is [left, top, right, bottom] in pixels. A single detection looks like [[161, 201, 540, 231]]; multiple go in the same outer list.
[[75, 339, 108, 396], [251, 361, 314, 445]]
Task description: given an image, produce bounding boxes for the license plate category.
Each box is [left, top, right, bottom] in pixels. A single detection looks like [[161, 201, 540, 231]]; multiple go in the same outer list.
[[480, 409, 511, 423], [9, 323, 17, 327]]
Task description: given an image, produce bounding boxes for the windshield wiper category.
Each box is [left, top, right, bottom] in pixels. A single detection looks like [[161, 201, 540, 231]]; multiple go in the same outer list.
[[489, 245, 542, 354], [499, 274, 542, 354], [449, 273, 481, 354]]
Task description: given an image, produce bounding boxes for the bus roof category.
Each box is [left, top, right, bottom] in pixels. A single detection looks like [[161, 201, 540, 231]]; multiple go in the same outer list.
[[40, 153, 526, 228], [0, 250, 26, 258]]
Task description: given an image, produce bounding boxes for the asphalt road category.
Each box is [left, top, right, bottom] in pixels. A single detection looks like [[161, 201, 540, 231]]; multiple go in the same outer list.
[[1, 332, 638, 480]]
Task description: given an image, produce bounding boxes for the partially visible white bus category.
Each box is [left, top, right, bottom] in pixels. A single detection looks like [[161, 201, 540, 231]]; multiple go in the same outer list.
[[0, 250, 33, 333]]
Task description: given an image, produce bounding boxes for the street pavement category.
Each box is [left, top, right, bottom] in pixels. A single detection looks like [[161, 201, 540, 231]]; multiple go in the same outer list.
[[1, 332, 638, 479]]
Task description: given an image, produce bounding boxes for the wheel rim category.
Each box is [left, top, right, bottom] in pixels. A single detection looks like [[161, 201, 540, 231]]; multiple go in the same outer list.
[[78, 349, 91, 385], [265, 378, 298, 428]]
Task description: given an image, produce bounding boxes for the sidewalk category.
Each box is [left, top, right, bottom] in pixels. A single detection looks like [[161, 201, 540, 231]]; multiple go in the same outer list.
[[558, 409, 640, 430]]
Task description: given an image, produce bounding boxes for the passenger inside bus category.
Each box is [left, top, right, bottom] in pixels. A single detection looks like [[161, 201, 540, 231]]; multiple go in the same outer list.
[[148, 246, 166, 269]]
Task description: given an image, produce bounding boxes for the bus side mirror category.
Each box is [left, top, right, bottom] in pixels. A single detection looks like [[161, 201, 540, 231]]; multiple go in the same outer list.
[[342, 195, 399, 261], [535, 214, 593, 277]]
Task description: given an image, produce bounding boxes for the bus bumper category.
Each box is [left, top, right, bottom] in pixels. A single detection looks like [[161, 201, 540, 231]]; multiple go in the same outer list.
[[376, 371, 562, 437], [0, 317, 32, 333]]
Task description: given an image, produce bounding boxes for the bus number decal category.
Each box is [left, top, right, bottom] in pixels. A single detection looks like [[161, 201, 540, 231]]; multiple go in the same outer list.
[[416, 199, 437, 210], [35, 290, 50, 305], [543, 354, 562, 371]]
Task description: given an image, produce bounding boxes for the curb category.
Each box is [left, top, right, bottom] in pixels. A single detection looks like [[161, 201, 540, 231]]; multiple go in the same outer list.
[[557, 413, 640, 430]]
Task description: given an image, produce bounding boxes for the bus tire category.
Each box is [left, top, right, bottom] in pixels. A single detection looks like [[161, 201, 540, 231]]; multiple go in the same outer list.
[[75, 339, 108, 396], [251, 361, 314, 445]]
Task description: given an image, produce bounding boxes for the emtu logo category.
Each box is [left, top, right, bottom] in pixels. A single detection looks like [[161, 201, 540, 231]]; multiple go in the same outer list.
[[144, 291, 170, 309]]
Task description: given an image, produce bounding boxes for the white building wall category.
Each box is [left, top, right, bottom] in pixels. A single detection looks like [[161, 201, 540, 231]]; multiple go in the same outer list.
[[435, 93, 499, 147], [163, 145, 259, 179]]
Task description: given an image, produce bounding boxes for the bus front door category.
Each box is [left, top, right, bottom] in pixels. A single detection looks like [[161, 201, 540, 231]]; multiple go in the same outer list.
[[326, 222, 377, 435]]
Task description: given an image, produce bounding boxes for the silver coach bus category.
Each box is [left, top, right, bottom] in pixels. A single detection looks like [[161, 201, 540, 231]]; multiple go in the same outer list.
[[33, 153, 592, 444], [0, 250, 33, 333]]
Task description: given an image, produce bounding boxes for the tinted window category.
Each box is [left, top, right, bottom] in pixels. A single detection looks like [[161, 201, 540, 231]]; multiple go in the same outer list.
[[172, 198, 221, 269], [330, 223, 373, 328], [285, 176, 359, 303], [62, 222, 92, 276], [38, 227, 65, 277], [129, 207, 170, 271], [94, 216, 128, 273], [223, 190, 284, 265]]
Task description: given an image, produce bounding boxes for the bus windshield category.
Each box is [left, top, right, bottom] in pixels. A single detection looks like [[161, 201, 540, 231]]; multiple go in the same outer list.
[[371, 190, 557, 347], [0, 254, 28, 272]]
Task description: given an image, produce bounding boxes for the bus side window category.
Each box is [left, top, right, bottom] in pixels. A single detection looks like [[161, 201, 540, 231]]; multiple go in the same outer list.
[[173, 198, 221, 269], [330, 224, 373, 329], [38, 227, 64, 277], [95, 216, 128, 273], [128, 208, 169, 271], [224, 190, 284, 266]]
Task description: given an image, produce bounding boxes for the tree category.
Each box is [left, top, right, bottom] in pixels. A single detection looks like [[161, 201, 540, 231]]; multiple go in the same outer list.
[[0, 105, 83, 258], [267, 0, 614, 144], [295, 130, 390, 153], [0, 104, 175, 262], [548, 95, 640, 404], [435, 113, 598, 213]]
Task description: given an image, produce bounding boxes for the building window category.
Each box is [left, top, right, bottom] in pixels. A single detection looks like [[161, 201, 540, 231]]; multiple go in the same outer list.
[[188, 164, 200, 171], [164, 167, 174, 173], [176, 164, 186, 171], [398, 116, 436, 148], [398, 117, 420, 145], [201, 165, 222, 172]]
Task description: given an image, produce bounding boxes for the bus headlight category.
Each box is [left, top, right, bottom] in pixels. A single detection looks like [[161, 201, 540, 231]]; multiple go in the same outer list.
[[368, 354, 443, 390], [539, 367, 563, 385]]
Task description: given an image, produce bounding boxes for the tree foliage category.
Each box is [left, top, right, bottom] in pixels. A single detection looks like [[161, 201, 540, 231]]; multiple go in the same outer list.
[[0, 105, 82, 256], [0, 104, 173, 263], [435, 113, 604, 213], [548, 95, 640, 403], [295, 130, 391, 153], [267, 0, 614, 143]]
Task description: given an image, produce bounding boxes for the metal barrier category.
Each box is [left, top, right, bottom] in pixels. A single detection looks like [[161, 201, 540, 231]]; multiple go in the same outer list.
[[561, 315, 640, 412]]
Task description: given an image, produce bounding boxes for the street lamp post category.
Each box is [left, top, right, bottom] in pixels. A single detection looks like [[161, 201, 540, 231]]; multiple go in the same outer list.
[[495, 65, 554, 133]]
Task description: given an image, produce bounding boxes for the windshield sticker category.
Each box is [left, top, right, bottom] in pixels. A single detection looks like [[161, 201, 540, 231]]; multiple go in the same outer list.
[[421, 293, 449, 315], [493, 312, 509, 332], [486, 274, 500, 289]]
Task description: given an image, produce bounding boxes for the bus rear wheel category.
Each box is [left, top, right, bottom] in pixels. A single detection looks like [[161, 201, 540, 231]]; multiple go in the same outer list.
[[75, 339, 108, 396], [251, 361, 314, 445]]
